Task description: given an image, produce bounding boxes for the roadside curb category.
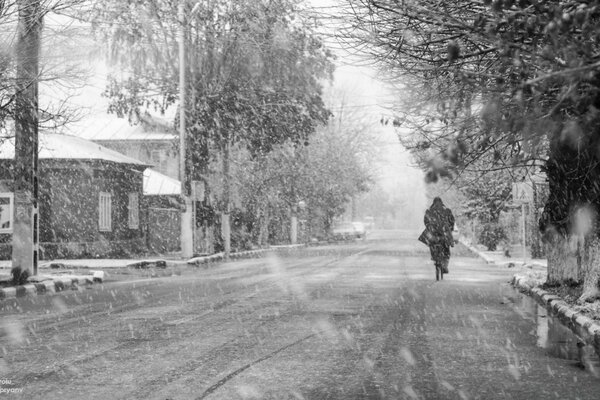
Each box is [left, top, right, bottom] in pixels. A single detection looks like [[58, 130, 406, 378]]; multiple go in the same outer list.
[[0, 245, 306, 301], [459, 240, 495, 264], [0, 275, 90, 300], [511, 274, 600, 358], [187, 245, 306, 266], [187, 248, 271, 266]]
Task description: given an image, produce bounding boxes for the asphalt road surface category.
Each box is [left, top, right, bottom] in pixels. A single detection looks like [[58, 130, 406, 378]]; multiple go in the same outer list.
[[1, 230, 599, 399]]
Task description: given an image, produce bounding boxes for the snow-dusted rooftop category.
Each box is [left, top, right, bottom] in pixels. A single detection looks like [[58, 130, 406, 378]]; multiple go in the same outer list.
[[0, 133, 147, 166], [66, 114, 177, 142], [143, 168, 181, 196]]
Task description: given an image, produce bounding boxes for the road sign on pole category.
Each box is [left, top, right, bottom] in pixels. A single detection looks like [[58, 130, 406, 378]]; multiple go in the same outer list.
[[512, 182, 532, 265], [191, 180, 205, 201], [512, 182, 533, 204]]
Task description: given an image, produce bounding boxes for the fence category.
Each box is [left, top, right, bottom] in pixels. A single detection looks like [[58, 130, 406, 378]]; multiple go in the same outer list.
[[147, 207, 180, 254]]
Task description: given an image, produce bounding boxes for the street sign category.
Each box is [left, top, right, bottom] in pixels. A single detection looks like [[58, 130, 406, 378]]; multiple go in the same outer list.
[[191, 180, 205, 201], [512, 182, 533, 203], [512, 182, 532, 264]]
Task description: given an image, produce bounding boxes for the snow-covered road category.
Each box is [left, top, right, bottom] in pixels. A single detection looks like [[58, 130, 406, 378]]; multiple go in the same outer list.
[[1, 232, 599, 399]]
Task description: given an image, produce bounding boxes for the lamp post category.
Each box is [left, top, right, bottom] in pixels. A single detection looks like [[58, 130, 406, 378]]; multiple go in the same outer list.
[[291, 200, 306, 245]]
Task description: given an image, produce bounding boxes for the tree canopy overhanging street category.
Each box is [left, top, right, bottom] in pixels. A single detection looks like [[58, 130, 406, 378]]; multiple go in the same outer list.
[[341, 0, 600, 301]]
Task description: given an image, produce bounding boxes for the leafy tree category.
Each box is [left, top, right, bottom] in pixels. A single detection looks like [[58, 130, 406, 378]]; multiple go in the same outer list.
[[456, 166, 514, 251], [355, 185, 409, 229], [343, 0, 600, 300], [298, 121, 372, 233], [91, 0, 334, 255], [230, 119, 371, 244], [425, 154, 518, 223], [90, 0, 333, 163]]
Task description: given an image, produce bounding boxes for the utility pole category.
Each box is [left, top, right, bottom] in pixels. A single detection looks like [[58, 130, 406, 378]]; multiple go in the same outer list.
[[222, 139, 231, 259], [12, 0, 41, 278], [179, 1, 194, 259], [290, 204, 298, 245], [522, 202, 527, 265]]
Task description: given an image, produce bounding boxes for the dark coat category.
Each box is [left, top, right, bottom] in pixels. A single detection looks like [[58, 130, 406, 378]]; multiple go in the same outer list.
[[424, 200, 455, 248]]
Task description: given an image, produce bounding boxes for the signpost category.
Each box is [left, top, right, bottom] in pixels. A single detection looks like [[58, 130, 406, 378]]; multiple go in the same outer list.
[[512, 182, 533, 204], [512, 182, 533, 264]]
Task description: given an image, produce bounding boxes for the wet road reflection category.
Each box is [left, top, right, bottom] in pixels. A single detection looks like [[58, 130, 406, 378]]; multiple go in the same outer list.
[[513, 292, 600, 376]]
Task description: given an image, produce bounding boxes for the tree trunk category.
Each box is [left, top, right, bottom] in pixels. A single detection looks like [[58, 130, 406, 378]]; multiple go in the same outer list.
[[545, 230, 580, 286], [12, 0, 42, 278], [580, 236, 600, 302]]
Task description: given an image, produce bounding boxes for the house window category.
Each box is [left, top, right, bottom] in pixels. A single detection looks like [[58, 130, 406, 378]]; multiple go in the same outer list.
[[150, 150, 167, 174], [0, 193, 13, 233], [99, 192, 112, 231], [128, 193, 139, 229]]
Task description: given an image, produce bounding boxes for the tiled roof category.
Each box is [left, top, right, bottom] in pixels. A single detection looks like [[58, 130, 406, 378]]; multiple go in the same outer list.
[[0, 133, 148, 166]]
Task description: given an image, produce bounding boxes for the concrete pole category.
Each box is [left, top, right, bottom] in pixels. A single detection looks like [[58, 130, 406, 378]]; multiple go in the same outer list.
[[522, 202, 527, 265], [179, 2, 193, 259], [221, 211, 230, 257], [290, 209, 298, 245], [13, 0, 41, 278], [222, 140, 231, 259]]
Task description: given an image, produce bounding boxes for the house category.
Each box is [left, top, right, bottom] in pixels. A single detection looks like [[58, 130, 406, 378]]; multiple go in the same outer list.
[[0, 133, 149, 259], [69, 114, 186, 254], [66, 113, 218, 255], [72, 114, 179, 179]]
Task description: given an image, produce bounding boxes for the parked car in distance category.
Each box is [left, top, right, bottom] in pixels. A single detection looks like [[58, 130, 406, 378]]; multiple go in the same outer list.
[[331, 221, 367, 241], [352, 221, 367, 240], [332, 222, 357, 241]]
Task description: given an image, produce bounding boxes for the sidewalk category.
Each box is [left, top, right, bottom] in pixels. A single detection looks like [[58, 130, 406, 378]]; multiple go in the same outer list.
[[0, 246, 300, 300], [0, 258, 171, 300], [461, 239, 548, 285], [0, 258, 180, 287]]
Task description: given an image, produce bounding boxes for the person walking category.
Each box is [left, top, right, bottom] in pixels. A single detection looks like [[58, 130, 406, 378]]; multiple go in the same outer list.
[[422, 197, 455, 281]]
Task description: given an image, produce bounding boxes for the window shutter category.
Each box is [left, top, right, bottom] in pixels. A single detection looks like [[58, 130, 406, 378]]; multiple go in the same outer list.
[[99, 192, 112, 231], [128, 193, 139, 229]]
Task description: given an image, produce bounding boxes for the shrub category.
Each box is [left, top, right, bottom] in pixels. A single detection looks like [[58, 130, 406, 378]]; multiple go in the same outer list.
[[478, 223, 507, 251], [11, 267, 30, 286]]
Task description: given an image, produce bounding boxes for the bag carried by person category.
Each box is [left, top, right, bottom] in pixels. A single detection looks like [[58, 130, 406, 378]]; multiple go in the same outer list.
[[418, 229, 431, 245]]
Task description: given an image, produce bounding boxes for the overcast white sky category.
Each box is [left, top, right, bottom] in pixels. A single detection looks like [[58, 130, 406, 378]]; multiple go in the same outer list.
[[306, 0, 427, 215]]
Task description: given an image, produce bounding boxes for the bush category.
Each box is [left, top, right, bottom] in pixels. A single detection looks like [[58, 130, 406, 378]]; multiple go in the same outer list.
[[478, 223, 507, 251], [11, 267, 30, 286]]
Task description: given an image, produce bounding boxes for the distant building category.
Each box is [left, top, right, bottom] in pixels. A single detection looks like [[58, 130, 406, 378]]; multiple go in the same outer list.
[[72, 114, 220, 255], [73, 114, 179, 179], [0, 133, 149, 259], [70, 114, 186, 254]]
